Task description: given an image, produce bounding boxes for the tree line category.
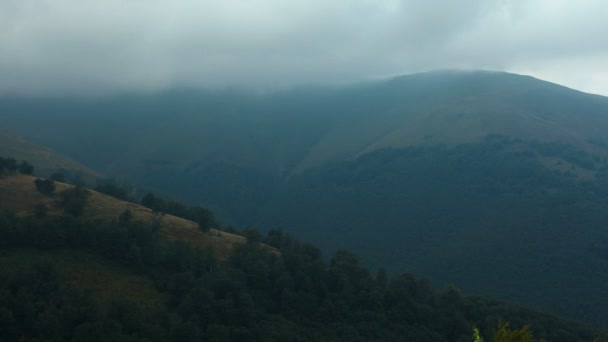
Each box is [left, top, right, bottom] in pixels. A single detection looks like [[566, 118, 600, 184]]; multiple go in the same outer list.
[[0, 161, 604, 340], [0, 211, 601, 340], [0, 156, 33, 175]]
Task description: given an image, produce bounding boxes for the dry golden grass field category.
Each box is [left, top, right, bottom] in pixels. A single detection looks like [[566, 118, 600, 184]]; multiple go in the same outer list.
[[0, 174, 277, 261]]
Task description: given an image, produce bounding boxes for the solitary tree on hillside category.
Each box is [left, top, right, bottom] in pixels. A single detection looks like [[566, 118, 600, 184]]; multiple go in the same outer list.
[[95, 179, 132, 201], [34, 178, 56, 196], [191, 206, 215, 233], [141, 193, 161, 212], [0, 157, 18, 172], [18, 161, 34, 175]]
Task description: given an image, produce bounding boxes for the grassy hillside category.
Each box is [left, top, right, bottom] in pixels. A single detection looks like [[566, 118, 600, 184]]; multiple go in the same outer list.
[[0, 129, 99, 180], [0, 174, 269, 260]]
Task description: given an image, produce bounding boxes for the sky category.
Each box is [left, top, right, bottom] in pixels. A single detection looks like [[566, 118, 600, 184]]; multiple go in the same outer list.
[[1, 0, 607, 96]]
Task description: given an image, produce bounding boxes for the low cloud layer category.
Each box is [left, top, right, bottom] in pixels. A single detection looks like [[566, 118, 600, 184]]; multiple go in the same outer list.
[[1, 0, 607, 95]]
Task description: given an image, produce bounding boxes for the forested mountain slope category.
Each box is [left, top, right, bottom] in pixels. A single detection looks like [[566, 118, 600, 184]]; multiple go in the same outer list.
[[0, 169, 602, 341], [2, 70, 608, 326]]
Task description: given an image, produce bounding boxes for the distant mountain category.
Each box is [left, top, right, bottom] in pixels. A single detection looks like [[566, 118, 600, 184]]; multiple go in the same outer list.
[[313, 70, 608, 163], [2, 70, 608, 326], [2, 71, 608, 176]]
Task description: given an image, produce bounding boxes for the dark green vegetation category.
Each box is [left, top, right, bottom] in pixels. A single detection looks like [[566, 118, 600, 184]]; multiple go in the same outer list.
[[1, 156, 34, 175], [0, 170, 602, 341], [140, 192, 218, 232], [34, 178, 56, 195], [3, 70, 608, 326]]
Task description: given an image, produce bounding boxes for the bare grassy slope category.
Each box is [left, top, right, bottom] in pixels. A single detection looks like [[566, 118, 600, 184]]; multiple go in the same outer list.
[[0, 128, 99, 179], [0, 174, 273, 260]]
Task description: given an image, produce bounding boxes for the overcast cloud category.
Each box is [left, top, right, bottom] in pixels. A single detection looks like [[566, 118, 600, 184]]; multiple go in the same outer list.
[[1, 0, 607, 95]]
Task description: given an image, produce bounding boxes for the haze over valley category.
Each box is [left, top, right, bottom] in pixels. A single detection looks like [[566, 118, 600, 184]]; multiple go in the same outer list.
[[3, 70, 608, 328], [2, 1, 608, 340]]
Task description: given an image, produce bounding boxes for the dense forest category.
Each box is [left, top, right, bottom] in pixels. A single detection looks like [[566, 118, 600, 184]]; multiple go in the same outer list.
[[0, 159, 604, 341], [162, 136, 608, 327]]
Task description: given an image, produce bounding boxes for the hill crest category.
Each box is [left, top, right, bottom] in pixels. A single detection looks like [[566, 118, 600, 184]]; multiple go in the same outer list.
[[0, 173, 275, 260], [0, 128, 99, 180]]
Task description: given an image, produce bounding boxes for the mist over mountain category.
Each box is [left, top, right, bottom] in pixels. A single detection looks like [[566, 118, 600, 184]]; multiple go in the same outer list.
[[4, 71, 608, 173], [3, 70, 608, 326]]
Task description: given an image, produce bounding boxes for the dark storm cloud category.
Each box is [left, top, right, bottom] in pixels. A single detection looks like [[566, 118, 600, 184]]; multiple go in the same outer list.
[[1, 0, 607, 95]]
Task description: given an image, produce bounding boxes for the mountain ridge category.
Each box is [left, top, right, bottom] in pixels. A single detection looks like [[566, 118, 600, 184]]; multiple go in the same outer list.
[[2, 70, 608, 326], [2, 70, 608, 176]]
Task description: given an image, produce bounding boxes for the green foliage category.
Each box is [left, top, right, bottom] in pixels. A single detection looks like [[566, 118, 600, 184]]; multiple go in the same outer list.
[[242, 227, 263, 244], [141, 192, 219, 231], [17, 160, 34, 175], [249, 141, 608, 327], [474, 327, 484, 342], [0, 259, 169, 341], [48, 168, 90, 186], [492, 321, 542, 342], [0, 157, 17, 172], [60, 185, 89, 217], [34, 178, 56, 195], [0, 157, 33, 175], [95, 179, 132, 201], [0, 207, 601, 341], [190, 206, 215, 232], [473, 322, 544, 342], [141, 192, 160, 211], [39, 135, 604, 326]]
